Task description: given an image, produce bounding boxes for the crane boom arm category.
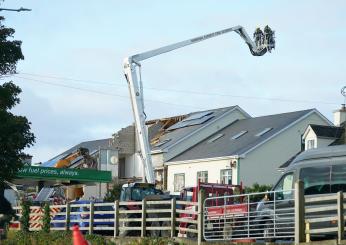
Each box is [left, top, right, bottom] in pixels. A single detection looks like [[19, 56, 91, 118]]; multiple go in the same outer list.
[[123, 25, 275, 184]]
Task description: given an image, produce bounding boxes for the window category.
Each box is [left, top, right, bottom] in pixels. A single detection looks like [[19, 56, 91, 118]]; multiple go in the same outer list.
[[155, 139, 171, 147], [300, 166, 331, 195], [255, 128, 273, 137], [197, 171, 208, 183], [208, 134, 224, 143], [174, 173, 185, 192], [273, 172, 294, 200], [231, 131, 247, 140], [220, 169, 232, 184], [306, 139, 315, 150], [331, 165, 346, 193]]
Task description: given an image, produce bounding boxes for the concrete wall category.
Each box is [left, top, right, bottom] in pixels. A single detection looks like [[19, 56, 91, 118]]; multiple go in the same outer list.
[[83, 183, 108, 200], [166, 158, 237, 195], [239, 112, 330, 187]]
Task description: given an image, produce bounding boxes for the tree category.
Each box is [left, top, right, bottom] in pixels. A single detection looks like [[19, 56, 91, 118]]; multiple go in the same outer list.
[[103, 179, 122, 202], [0, 15, 35, 225], [244, 182, 273, 202]]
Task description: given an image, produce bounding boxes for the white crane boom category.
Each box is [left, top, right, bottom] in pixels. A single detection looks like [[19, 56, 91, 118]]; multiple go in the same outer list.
[[123, 25, 275, 184]]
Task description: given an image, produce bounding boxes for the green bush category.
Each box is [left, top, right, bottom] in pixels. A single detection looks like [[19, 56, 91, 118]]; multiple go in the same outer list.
[[20, 200, 30, 233], [104, 182, 122, 202], [42, 202, 50, 233], [244, 182, 273, 202]]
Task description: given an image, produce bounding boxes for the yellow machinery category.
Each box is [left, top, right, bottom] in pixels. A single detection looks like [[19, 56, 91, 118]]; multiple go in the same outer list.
[[54, 148, 89, 168]]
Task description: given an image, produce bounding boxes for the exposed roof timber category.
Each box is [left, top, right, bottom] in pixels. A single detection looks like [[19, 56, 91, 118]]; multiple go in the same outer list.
[[163, 105, 250, 152]]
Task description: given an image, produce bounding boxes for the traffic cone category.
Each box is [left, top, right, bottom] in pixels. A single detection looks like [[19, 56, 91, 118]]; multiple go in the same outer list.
[[72, 225, 89, 245]]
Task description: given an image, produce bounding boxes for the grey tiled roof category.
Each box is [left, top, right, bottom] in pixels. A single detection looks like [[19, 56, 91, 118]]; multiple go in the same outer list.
[[169, 109, 315, 162], [151, 106, 237, 151], [49, 138, 112, 161]]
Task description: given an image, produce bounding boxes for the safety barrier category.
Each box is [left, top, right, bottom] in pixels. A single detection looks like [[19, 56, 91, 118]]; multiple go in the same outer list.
[[203, 188, 295, 242], [203, 181, 346, 244]]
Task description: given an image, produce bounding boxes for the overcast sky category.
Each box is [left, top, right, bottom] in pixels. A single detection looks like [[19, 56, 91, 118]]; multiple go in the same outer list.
[[1, 0, 345, 163]]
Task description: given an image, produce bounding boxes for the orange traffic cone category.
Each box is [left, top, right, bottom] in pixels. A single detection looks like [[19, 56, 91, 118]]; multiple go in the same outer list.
[[72, 225, 89, 245]]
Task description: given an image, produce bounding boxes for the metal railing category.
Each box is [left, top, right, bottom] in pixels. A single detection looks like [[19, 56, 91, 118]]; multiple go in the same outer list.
[[203, 189, 295, 241]]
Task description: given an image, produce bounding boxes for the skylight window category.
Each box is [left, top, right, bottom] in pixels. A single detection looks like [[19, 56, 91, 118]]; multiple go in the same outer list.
[[231, 130, 247, 140], [208, 133, 224, 143], [155, 139, 171, 147], [255, 128, 273, 137]]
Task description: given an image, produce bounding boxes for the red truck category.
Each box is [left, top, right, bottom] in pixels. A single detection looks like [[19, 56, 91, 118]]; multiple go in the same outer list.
[[178, 181, 247, 239]]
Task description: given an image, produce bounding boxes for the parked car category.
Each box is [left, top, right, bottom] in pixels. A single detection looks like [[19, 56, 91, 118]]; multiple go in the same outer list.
[[255, 145, 346, 241], [52, 200, 114, 232]]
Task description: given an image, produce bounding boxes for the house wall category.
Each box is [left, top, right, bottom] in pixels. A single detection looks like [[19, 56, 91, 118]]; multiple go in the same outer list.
[[164, 108, 249, 162], [166, 157, 237, 195], [123, 153, 143, 178], [152, 152, 164, 168], [239, 112, 330, 187], [316, 138, 335, 148], [304, 128, 317, 150]]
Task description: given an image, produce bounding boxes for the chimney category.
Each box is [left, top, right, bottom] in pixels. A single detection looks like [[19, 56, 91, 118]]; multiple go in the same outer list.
[[333, 104, 346, 126]]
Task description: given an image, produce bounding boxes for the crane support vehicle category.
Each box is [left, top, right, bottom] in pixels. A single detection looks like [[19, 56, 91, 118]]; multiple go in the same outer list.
[[123, 25, 275, 186], [120, 25, 275, 237]]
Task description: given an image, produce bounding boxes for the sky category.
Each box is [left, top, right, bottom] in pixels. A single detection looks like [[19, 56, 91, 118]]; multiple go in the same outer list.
[[1, 0, 345, 163]]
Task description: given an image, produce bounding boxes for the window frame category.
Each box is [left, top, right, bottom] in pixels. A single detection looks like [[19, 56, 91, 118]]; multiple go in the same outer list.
[[174, 173, 185, 192], [306, 139, 315, 150], [220, 169, 232, 185], [197, 171, 208, 183]]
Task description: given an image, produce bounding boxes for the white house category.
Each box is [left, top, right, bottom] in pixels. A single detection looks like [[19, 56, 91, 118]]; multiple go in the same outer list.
[[164, 109, 332, 194]]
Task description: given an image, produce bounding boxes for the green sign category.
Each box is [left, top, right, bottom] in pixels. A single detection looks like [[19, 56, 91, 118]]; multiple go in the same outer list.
[[17, 166, 112, 183]]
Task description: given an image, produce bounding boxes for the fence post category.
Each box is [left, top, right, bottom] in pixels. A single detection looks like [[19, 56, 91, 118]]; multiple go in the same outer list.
[[337, 191, 344, 244], [89, 202, 94, 235], [171, 197, 176, 238], [141, 197, 147, 237], [65, 202, 70, 231], [305, 222, 310, 243], [294, 180, 305, 244], [114, 200, 119, 238], [197, 189, 205, 245]]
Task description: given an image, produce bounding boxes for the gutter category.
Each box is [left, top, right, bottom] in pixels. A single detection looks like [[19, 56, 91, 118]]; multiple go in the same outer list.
[[166, 155, 243, 166]]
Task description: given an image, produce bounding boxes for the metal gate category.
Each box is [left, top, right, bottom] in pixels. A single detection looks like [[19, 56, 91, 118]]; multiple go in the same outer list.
[[203, 189, 296, 241]]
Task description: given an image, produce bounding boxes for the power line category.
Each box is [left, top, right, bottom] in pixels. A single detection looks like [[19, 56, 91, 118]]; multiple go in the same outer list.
[[16, 72, 339, 106], [13, 75, 205, 110]]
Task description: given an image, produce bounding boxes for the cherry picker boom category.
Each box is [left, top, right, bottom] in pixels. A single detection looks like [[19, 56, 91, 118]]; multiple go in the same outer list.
[[123, 25, 275, 184]]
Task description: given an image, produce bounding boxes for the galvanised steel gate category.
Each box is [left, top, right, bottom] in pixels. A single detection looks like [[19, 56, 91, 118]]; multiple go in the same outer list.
[[203, 189, 295, 242]]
